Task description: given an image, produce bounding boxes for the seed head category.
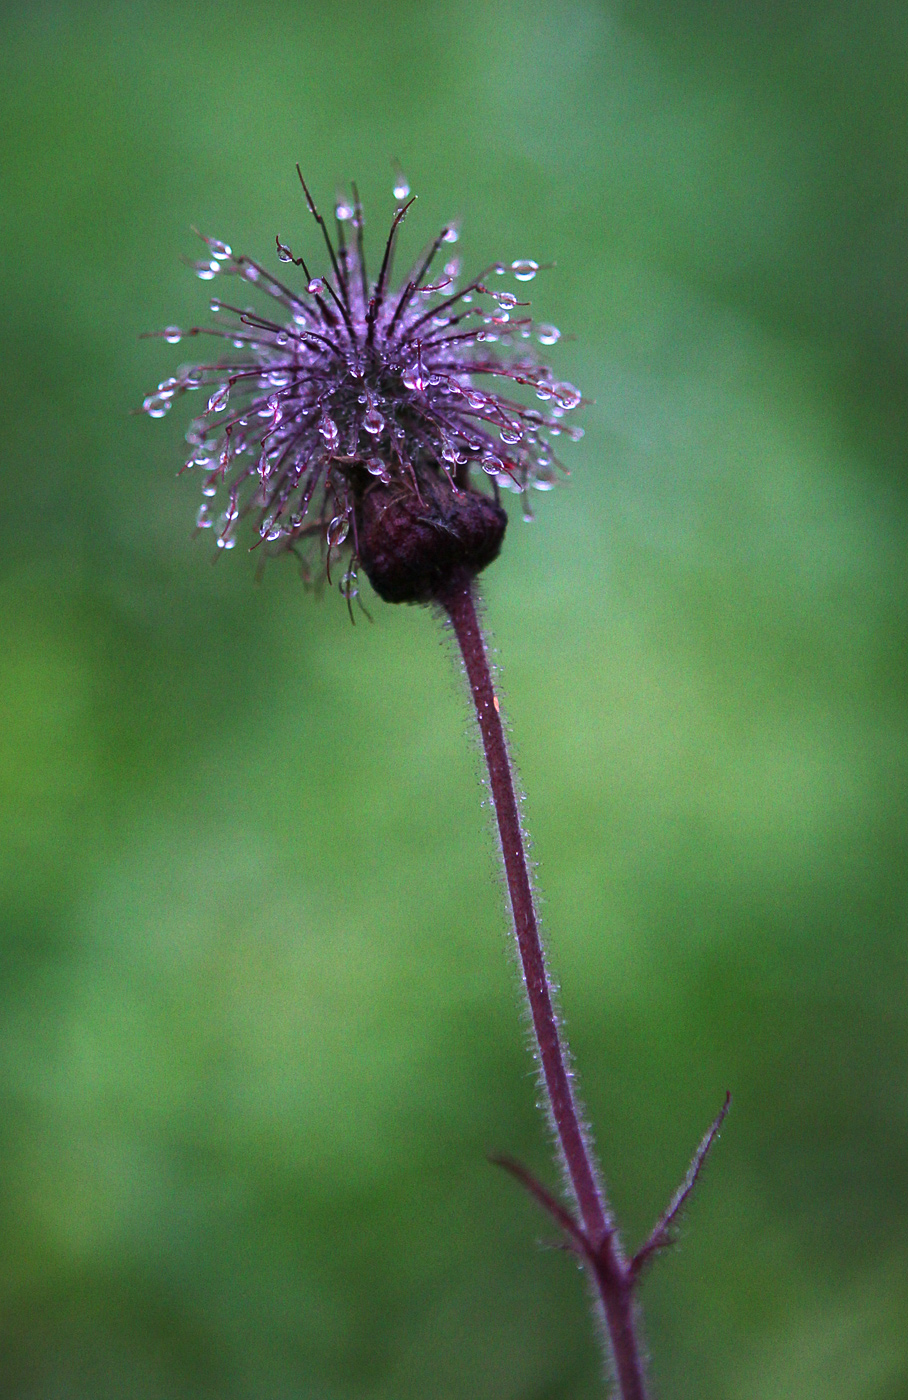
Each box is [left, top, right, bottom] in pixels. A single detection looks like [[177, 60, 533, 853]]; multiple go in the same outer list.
[[143, 169, 583, 605]]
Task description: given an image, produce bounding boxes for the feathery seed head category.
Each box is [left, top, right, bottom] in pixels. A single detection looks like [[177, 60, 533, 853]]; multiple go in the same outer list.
[[143, 170, 583, 605]]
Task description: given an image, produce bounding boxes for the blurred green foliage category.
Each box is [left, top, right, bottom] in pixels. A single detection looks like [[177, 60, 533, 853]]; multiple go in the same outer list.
[[1, 1, 907, 1396]]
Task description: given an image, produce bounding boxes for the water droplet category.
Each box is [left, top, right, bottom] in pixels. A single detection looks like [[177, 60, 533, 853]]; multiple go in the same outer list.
[[553, 381, 581, 409], [481, 455, 504, 474], [276, 241, 293, 263], [511, 259, 538, 281], [143, 394, 171, 417], [340, 569, 358, 600], [163, 326, 182, 343], [307, 277, 324, 295], [195, 261, 219, 280], [537, 323, 561, 345], [495, 291, 518, 309], [327, 515, 349, 547], [444, 258, 461, 278], [535, 387, 553, 401], [442, 225, 459, 243], [207, 386, 230, 413], [366, 457, 391, 482], [465, 392, 485, 409], [202, 480, 218, 497], [566, 425, 585, 441], [499, 427, 523, 445], [335, 200, 353, 222], [319, 415, 339, 449], [244, 265, 260, 282], [402, 366, 427, 392], [392, 169, 410, 201], [363, 407, 384, 435], [492, 263, 507, 276], [216, 534, 236, 550], [207, 237, 232, 260], [196, 504, 213, 528]]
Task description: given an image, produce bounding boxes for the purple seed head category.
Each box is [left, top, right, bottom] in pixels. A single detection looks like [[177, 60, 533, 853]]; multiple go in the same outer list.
[[144, 169, 583, 604]]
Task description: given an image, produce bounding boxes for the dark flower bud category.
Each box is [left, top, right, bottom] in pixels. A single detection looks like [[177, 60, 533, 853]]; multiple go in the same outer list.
[[355, 474, 507, 604]]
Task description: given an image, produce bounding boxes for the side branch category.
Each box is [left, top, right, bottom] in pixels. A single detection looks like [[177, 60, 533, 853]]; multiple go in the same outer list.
[[631, 1093, 732, 1282], [490, 1154, 590, 1255]]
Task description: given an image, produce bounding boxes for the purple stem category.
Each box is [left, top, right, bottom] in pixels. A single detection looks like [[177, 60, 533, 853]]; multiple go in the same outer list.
[[438, 573, 648, 1400]]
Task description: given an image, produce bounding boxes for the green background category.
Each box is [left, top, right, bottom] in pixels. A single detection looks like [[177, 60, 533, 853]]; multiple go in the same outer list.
[[2, 1, 907, 1396]]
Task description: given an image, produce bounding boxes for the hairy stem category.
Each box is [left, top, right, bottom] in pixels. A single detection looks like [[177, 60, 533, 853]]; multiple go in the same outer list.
[[438, 572, 647, 1400]]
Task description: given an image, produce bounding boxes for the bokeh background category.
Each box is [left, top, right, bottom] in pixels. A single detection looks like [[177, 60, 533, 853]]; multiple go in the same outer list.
[[2, 1, 908, 1396]]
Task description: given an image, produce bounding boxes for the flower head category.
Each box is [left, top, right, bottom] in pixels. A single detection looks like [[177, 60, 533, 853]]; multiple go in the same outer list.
[[144, 169, 583, 605]]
